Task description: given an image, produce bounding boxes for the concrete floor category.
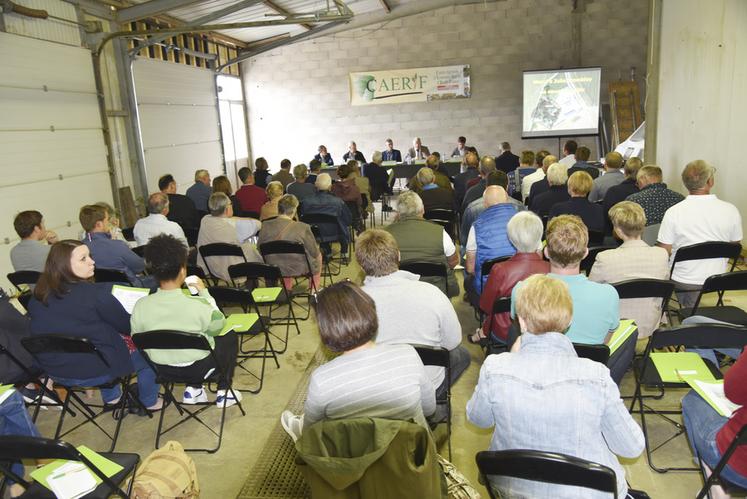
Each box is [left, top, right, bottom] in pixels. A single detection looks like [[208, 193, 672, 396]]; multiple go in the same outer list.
[[30, 211, 743, 498]]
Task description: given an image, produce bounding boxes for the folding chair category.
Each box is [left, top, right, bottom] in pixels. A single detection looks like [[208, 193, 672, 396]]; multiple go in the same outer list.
[[6, 271, 41, 294], [580, 245, 616, 275], [414, 345, 451, 459], [630, 324, 747, 472], [362, 193, 375, 229], [399, 261, 448, 295], [486, 297, 512, 356], [300, 212, 350, 271], [132, 245, 146, 258], [678, 271, 747, 326], [184, 227, 199, 248], [0, 436, 139, 499], [573, 343, 611, 364], [186, 265, 207, 280], [258, 240, 318, 321], [588, 230, 606, 246], [20, 335, 146, 452], [121, 227, 135, 242], [475, 256, 512, 320], [424, 209, 457, 243], [93, 268, 131, 285], [132, 331, 246, 453], [696, 423, 747, 499], [613, 277, 675, 354], [198, 243, 247, 286], [207, 286, 280, 393], [228, 262, 300, 353], [476, 449, 620, 499]]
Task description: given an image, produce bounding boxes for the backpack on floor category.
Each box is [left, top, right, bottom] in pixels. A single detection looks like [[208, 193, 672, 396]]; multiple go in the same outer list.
[[131, 440, 200, 498]]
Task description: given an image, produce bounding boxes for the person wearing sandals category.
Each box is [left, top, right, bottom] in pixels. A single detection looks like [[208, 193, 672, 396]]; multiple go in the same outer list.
[[27, 240, 161, 412], [131, 234, 241, 407]]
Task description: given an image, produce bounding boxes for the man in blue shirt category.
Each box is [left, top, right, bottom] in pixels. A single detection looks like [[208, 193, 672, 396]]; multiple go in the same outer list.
[[381, 138, 402, 163], [185, 169, 212, 212]]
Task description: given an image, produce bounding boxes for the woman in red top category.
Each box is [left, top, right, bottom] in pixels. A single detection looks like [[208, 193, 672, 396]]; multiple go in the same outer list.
[[682, 352, 747, 493], [471, 211, 549, 344]]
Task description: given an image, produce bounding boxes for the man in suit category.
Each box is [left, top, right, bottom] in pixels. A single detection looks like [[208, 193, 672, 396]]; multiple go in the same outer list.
[[313, 145, 334, 166], [454, 152, 480, 207], [404, 137, 430, 163], [495, 142, 520, 174], [382, 138, 402, 163], [451, 136, 467, 158], [159, 174, 199, 232], [342, 141, 366, 163]]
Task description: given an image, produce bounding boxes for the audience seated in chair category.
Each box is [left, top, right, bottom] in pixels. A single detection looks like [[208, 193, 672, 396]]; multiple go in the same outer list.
[[454, 152, 480, 208], [506, 150, 537, 200], [511, 215, 632, 384], [467, 274, 644, 499], [589, 201, 669, 338], [603, 157, 642, 222], [159, 173, 199, 232], [0, 390, 42, 498], [525, 153, 557, 206], [409, 155, 453, 194], [415, 167, 455, 212], [385, 191, 460, 298], [657, 159, 742, 308], [260, 181, 284, 221], [271, 159, 294, 190], [682, 349, 747, 498], [235, 166, 268, 215], [356, 229, 470, 401], [133, 192, 188, 248], [567, 145, 600, 179], [474, 211, 549, 344], [279, 281, 436, 442], [257, 194, 322, 291], [10, 211, 58, 273], [331, 162, 363, 215], [286, 164, 317, 203], [185, 169, 213, 213], [197, 192, 262, 283], [80, 204, 150, 287], [362, 151, 390, 203], [253, 157, 273, 189], [549, 171, 605, 233], [464, 186, 518, 306], [28, 240, 161, 411], [522, 151, 552, 204], [131, 234, 240, 407], [529, 162, 570, 218], [461, 155, 497, 212], [589, 152, 624, 203], [300, 173, 352, 254], [626, 164, 685, 226]]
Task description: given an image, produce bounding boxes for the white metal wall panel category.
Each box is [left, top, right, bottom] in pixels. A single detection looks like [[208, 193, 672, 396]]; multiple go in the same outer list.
[[133, 58, 224, 193], [3, 0, 82, 46], [0, 32, 112, 290]]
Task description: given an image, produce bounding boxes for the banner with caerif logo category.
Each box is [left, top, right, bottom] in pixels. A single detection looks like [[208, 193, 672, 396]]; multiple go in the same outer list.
[[349, 65, 471, 106]]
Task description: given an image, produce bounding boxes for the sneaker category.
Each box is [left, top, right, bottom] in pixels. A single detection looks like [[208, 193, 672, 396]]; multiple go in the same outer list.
[[280, 410, 304, 442], [19, 387, 60, 409], [215, 389, 242, 408], [182, 386, 208, 405]]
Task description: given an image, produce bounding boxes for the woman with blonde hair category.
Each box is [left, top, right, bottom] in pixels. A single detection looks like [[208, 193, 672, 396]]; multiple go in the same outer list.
[[260, 181, 285, 221]]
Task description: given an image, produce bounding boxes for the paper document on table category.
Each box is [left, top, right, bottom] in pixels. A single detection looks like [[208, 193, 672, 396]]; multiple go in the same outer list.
[[382, 161, 398, 167], [685, 378, 742, 417], [111, 285, 149, 314], [607, 320, 637, 355]]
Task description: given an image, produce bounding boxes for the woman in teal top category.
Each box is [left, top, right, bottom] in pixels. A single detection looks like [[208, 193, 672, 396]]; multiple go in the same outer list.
[[131, 234, 240, 407]]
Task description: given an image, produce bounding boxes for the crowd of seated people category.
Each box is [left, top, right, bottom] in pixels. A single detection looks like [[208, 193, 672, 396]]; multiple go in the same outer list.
[[4, 148, 747, 499]]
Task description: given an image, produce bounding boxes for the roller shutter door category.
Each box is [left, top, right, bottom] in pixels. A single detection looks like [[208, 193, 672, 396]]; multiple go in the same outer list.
[[132, 58, 224, 194]]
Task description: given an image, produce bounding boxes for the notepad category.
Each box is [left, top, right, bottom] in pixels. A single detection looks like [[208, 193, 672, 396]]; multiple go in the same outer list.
[[219, 313, 259, 335], [251, 287, 282, 303], [650, 352, 716, 383], [0, 384, 15, 405], [31, 445, 123, 497], [111, 285, 150, 314], [607, 320, 637, 355], [412, 159, 427, 165], [446, 157, 463, 163], [684, 378, 742, 417], [382, 161, 398, 167]]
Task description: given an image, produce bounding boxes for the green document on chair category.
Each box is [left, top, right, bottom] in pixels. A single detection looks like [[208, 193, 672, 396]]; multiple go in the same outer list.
[[30, 445, 123, 492], [650, 352, 717, 383], [251, 287, 282, 303], [219, 313, 259, 335], [0, 384, 15, 405], [607, 319, 637, 355]]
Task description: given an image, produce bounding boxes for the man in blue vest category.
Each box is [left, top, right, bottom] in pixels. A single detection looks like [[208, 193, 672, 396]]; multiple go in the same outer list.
[[464, 186, 518, 306]]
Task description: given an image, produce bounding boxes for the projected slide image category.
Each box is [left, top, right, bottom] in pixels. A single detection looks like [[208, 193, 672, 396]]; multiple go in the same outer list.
[[523, 68, 601, 138]]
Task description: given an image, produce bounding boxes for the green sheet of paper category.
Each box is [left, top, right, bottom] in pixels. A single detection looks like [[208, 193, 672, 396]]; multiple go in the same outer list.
[[30, 444, 123, 491], [251, 287, 282, 303], [0, 384, 15, 405], [219, 313, 259, 335], [650, 352, 716, 383], [608, 320, 638, 355]]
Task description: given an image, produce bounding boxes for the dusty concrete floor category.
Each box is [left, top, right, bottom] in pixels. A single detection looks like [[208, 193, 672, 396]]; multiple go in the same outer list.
[[29, 208, 743, 498]]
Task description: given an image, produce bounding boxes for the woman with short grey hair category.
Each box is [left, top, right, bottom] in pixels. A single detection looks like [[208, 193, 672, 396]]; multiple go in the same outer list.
[[395, 190, 424, 218]]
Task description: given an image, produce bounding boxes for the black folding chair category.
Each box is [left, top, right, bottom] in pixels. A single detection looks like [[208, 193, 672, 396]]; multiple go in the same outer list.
[[198, 242, 247, 285], [228, 262, 300, 353], [6, 271, 41, 294], [573, 343, 611, 364], [258, 240, 317, 321], [121, 227, 135, 242], [476, 449, 619, 499], [486, 297, 512, 356], [93, 268, 131, 285], [678, 271, 747, 325], [424, 209, 457, 242], [613, 278, 675, 345], [132, 245, 146, 258], [207, 286, 280, 394], [186, 265, 207, 280], [696, 423, 747, 499], [588, 230, 606, 246], [630, 324, 747, 472], [580, 245, 616, 275], [21, 335, 148, 452], [234, 209, 260, 219], [132, 331, 245, 453], [414, 345, 451, 459], [300, 212, 350, 270], [399, 261, 449, 296], [0, 436, 139, 499], [476, 256, 512, 320], [184, 227, 198, 248]]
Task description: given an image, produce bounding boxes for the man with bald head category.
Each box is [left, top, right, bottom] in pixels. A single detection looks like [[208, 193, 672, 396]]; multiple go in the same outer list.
[[464, 185, 518, 305], [405, 137, 431, 163]]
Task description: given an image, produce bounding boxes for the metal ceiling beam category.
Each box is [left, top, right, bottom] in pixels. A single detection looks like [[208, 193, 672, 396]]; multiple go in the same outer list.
[[129, 0, 264, 55], [378, 0, 390, 14], [217, 19, 348, 71], [263, 0, 311, 31], [116, 0, 202, 23]]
